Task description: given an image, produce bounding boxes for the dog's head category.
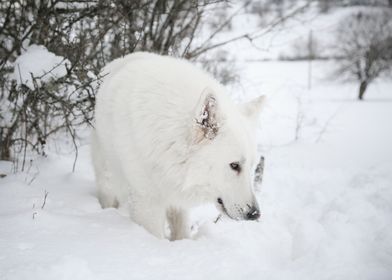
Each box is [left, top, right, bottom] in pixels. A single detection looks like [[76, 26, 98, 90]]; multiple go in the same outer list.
[[185, 88, 265, 221]]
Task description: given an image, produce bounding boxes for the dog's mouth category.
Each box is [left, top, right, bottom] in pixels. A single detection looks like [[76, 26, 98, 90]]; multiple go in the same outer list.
[[216, 198, 236, 220], [216, 198, 261, 221]]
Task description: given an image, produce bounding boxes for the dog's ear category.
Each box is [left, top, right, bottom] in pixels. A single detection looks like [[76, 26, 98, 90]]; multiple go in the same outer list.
[[192, 90, 220, 143], [239, 95, 266, 123]]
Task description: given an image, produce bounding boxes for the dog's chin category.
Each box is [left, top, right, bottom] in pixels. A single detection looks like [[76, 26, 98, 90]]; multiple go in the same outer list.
[[216, 198, 236, 220]]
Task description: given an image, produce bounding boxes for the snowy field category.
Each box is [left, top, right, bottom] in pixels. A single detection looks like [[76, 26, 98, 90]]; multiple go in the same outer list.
[[1, 59, 392, 280]]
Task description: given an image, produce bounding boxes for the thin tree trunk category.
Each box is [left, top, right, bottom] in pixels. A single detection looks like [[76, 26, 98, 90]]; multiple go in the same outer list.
[[358, 81, 368, 101], [0, 129, 11, 160]]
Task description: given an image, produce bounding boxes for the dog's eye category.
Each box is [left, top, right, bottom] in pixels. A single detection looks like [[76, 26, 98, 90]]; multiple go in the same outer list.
[[229, 162, 241, 173]]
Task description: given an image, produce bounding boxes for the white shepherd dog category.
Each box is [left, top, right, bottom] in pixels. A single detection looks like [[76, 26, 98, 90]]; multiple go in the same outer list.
[[92, 52, 265, 240]]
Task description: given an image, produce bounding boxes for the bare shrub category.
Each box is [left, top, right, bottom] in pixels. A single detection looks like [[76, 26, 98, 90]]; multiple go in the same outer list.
[[333, 10, 392, 100], [0, 0, 227, 164], [201, 50, 240, 85]]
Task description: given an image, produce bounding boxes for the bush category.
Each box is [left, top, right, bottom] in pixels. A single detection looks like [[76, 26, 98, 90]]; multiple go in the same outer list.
[[333, 10, 392, 100], [0, 0, 226, 163]]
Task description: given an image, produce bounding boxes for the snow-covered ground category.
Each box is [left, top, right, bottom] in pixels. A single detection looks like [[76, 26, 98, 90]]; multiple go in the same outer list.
[[1, 4, 392, 279], [1, 59, 391, 280]]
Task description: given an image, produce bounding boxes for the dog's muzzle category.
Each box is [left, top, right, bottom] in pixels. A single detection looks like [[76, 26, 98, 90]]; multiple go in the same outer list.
[[217, 198, 261, 221]]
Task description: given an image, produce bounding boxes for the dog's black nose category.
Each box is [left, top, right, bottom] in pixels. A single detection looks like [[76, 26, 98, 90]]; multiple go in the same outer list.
[[246, 206, 260, 220]]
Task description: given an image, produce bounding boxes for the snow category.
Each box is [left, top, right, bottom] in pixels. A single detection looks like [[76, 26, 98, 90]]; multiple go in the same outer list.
[[1, 59, 392, 279], [2, 5, 392, 279], [12, 45, 70, 90]]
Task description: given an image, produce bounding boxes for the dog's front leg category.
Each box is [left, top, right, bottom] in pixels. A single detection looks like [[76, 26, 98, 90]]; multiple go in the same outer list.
[[166, 207, 190, 241]]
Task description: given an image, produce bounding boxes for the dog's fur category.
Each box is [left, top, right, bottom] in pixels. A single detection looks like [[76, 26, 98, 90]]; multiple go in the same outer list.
[[92, 52, 264, 240]]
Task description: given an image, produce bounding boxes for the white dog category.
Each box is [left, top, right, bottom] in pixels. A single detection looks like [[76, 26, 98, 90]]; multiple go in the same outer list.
[[92, 52, 264, 240]]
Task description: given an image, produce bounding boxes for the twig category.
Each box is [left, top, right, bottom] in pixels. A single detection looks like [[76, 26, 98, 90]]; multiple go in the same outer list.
[[27, 165, 40, 186], [188, 2, 310, 58], [17, 64, 28, 172], [41, 190, 49, 209], [32, 203, 37, 219], [315, 105, 343, 143]]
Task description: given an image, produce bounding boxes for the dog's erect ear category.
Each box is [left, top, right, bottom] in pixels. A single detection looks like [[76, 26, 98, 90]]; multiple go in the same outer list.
[[239, 95, 266, 122], [193, 90, 220, 143]]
